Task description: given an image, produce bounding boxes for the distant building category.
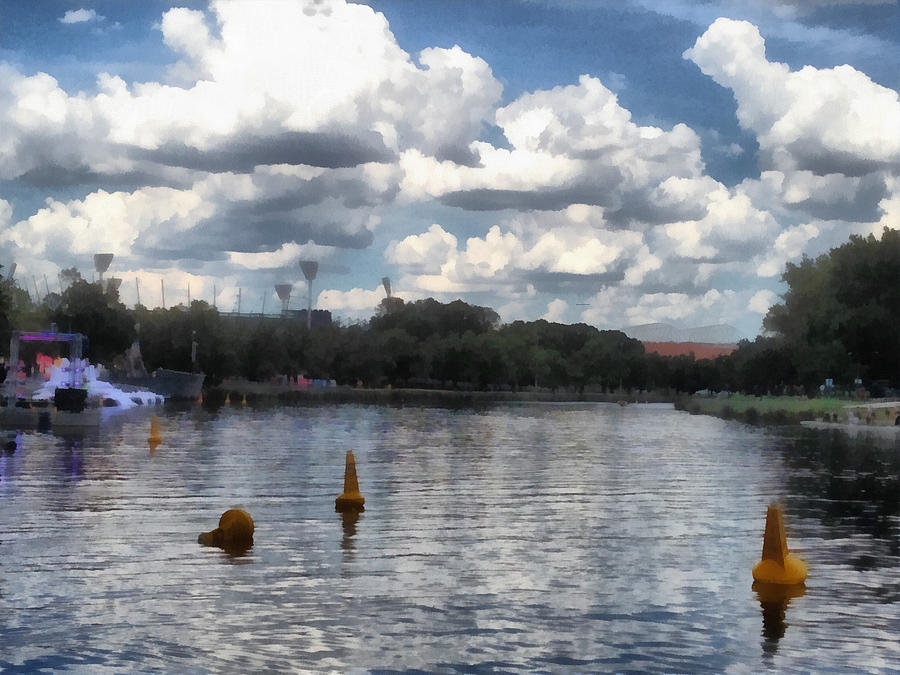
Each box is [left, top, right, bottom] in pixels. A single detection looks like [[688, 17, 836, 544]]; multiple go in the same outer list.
[[283, 309, 332, 327], [219, 308, 332, 327], [642, 341, 736, 359]]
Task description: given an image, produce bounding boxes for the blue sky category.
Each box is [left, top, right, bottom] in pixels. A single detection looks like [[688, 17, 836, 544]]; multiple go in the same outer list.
[[0, 0, 898, 338]]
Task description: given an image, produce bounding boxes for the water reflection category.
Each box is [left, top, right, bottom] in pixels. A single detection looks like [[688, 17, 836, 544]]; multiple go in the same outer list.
[[754, 581, 806, 659], [340, 509, 362, 556], [782, 429, 900, 547], [61, 436, 84, 479], [2, 404, 900, 672]]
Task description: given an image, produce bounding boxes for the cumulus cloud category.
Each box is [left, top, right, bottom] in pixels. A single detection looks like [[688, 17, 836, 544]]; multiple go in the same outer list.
[[400, 74, 704, 219], [542, 298, 569, 322], [318, 286, 393, 317], [684, 18, 900, 178], [756, 222, 820, 276], [748, 289, 777, 313], [59, 9, 102, 24], [4, 5, 896, 337]]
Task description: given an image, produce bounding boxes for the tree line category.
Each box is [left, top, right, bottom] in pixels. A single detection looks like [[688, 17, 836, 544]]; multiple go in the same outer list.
[[1, 228, 897, 396]]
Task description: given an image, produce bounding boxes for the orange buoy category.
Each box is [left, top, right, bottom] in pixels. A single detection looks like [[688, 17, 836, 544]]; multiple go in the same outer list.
[[198, 508, 254, 551], [335, 450, 365, 512], [752, 504, 807, 585]]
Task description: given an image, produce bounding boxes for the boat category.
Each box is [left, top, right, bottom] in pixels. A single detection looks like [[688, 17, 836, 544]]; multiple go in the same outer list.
[[1, 329, 160, 430], [108, 368, 205, 400], [105, 339, 204, 400]]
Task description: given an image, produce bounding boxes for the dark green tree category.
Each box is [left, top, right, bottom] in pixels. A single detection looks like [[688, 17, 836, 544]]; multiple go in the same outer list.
[[764, 227, 900, 389], [51, 280, 133, 364]]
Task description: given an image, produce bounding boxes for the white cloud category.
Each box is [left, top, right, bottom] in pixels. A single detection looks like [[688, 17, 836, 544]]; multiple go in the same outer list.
[[59, 9, 102, 24], [385, 224, 458, 273], [756, 222, 820, 276], [748, 289, 777, 313], [0, 187, 211, 259], [399, 74, 704, 209], [685, 18, 900, 176], [542, 298, 569, 322], [228, 241, 335, 270], [318, 286, 392, 318]]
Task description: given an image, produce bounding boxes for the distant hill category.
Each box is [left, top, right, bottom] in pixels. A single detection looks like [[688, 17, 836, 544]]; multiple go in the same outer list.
[[623, 322, 741, 344]]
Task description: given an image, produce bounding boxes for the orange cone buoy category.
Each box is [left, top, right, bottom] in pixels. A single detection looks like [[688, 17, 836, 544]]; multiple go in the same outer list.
[[225, 393, 231, 404], [148, 414, 162, 452], [335, 450, 365, 512], [241, 394, 247, 406], [198, 508, 254, 551], [197, 393, 203, 404], [752, 504, 807, 585]]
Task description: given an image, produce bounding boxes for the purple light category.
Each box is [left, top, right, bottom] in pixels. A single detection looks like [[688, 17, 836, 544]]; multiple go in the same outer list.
[[19, 332, 81, 342]]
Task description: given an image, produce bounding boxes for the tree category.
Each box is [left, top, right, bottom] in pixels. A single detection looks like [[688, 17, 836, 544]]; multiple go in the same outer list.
[[51, 280, 133, 364], [764, 227, 900, 389]]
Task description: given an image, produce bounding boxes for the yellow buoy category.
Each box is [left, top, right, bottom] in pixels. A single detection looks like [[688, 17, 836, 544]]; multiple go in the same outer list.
[[197, 393, 203, 404], [241, 394, 247, 406], [225, 393, 231, 404], [198, 508, 254, 551], [148, 414, 162, 452], [752, 504, 807, 585], [335, 450, 365, 512]]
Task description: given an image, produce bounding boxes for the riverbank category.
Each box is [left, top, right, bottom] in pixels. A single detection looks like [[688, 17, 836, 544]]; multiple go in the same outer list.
[[676, 394, 900, 426], [207, 380, 673, 407]]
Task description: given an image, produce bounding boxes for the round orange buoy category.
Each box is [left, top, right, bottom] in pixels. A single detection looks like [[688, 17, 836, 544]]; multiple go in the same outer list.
[[752, 504, 807, 585], [335, 451, 365, 512], [198, 508, 254, 551]]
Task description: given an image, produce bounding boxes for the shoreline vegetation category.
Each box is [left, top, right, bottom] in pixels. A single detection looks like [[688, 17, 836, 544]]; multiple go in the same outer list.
[[202, 383, 900, 431], [207, 381, 673, 406], [675, 394, 900, 427]]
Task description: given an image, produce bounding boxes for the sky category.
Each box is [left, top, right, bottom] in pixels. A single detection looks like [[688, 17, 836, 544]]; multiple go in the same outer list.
[[0, 0, 898, 339]]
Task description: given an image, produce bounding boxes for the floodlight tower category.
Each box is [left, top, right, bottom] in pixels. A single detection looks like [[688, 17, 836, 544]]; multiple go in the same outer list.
[[299, 260, 318, 329], [382, 276, 392, 298], [275, 284, 292, 316], [94, 253, 113, 285]]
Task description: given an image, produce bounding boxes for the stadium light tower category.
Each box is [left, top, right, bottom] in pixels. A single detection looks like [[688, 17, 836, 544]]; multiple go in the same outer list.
[[382, 276, 392, 298], [274, 284, 292, 315], [94, 253, 113, 284], [299, 260, 318, 329]]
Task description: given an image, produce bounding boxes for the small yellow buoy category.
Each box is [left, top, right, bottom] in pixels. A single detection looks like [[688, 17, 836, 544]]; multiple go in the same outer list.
[[198, 508, 254, 551], [335, 450, 365, 512], [147, 414, 162, 452], [752, 504, 807, 585], [225, 393, 231, 405], [241, 394, 247, 406]]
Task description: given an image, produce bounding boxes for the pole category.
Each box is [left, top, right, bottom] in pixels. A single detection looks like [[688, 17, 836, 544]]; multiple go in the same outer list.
[[161, 279, 166, 309], [307, 280, 312, 330], [213, 283, 216, 310], [32, 275, 40, 303], [237, 288, 242, 315], [135, 277, 141, 307], [187, 283, 191, 307]]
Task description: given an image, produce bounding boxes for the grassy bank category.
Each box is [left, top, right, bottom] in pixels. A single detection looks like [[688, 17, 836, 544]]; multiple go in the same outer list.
[[674, 394, 896, 426]]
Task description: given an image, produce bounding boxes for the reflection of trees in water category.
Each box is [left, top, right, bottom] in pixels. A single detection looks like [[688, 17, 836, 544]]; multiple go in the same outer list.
[[781, 429, 900, 553]]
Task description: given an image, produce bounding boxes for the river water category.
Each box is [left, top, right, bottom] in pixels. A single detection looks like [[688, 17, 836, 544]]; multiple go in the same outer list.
[[1, 401, 899, 673]]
